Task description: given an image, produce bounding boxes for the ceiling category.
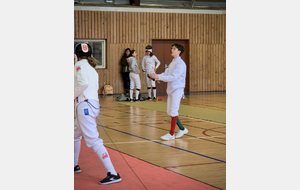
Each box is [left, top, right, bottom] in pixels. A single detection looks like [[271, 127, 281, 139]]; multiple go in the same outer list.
[[74, 0, 226, 10]]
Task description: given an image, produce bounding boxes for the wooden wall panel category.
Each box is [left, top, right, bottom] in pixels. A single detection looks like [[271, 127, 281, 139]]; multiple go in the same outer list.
[[152, 13, 156, 39], [166, 13, 170, 39], [195, 44, 199, 89], [215, 44, 219, 91], [211, 45, 215, 91], [197, 14, 200, 43], [94, 11, 98, 38], [91, 11, 94, 39], [216, 15, 219, 44], [81, 11, 85, 38], [74, 10, 226, 94], [113, 12, 117, 43], [74, 11, 78, 39], [77, 11, 81, 38], [99, 11, 102, 38], [190, 44, 195, 89], [199, 44, 203, 91], [207, 44, 211, 91]]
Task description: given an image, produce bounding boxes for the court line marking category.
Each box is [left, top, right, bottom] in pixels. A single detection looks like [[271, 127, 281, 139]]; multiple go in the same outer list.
[[163, 162, 224, 169], [98, 117, 226, 145], [131, 121, 226, 145], [99, 124, 226, 163], [203, 127, 226, 139], [100, 107, 226, 125], [103, 136, 226, 145], [162, 120, 226, 134], [183, 117, 226, 126]]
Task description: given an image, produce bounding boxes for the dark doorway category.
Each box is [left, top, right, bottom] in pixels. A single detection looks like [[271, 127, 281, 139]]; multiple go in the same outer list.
[[152, 40, 189, 93]]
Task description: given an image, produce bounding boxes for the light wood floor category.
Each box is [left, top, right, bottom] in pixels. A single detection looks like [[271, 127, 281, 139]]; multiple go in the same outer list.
[[96, 92, 226, 190]]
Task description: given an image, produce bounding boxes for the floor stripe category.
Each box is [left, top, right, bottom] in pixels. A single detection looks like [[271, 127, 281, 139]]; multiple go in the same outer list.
[[101, 106, 226, 125], [185, 117, 226, 126], [202, 127, 226, 140], [132, 121, 226, 145], [163, 120, 226, 134], [103, 136, 226, 145], [118, 101, 226, 123], [163, 162, 223, 169], [99, 124, 226, 163]]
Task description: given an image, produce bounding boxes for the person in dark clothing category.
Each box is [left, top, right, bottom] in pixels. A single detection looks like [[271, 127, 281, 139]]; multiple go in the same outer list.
[[121, 48, 131, 95]]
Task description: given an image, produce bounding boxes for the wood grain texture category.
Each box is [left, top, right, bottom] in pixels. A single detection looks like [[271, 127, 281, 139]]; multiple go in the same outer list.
[[74, 11, 226, 94]]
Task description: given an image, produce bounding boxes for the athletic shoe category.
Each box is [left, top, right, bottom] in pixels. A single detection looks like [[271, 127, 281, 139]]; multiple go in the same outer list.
[[135, 100, 141, 103], [161, 133, 175, 141], [99, 172, 122, 185], [130, 99, 134, 102], [175, 128, 188, 139], [146, 97, 152, 101], [74, 165, 81, 173], [153, 97, 157, 102]]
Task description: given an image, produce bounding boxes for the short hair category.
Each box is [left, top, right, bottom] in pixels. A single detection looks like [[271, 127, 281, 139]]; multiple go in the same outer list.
[[172, 43, 184, 56], [129, 49, 136, 57]]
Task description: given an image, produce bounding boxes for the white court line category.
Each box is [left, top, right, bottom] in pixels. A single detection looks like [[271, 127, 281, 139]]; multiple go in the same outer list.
[[101, 107, 226, 125], [183, 116, 226, 126], [103, 136, 226, 145], [111, 115, 226, 125], [104, 140, 153, 145], [182, 136, 226, 139]]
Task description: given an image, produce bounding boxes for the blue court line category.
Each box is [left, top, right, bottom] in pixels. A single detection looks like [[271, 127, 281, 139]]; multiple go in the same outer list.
[[98, 124, 226, 163]]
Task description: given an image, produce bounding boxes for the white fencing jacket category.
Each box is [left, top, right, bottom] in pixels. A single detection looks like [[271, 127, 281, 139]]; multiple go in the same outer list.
[[158, 57, 186, 94], [74, 59, 99, 105], [142, 55, 161, 74]]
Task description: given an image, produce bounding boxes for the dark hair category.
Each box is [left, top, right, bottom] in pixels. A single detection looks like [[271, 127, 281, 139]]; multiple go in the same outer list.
[[129, 49, 136, 57], [75, 43, 99, 68], [172, 43, 184, 56], [122, 48, 131, 58], [75, 43, 92, 57], [145, 51, 154, 57], [145, 45, 154, 57]]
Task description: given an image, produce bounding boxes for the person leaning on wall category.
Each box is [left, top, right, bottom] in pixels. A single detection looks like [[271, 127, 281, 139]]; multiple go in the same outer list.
[[120, 48, 131, 95]]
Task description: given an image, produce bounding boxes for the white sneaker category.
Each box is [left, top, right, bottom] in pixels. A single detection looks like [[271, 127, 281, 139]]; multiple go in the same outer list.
[[175, 128, 188, 139], [161, 133, 175, 141]]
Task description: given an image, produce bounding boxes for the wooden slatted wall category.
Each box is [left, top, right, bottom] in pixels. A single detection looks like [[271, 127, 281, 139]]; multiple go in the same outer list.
[[74, 11, 226, 94]]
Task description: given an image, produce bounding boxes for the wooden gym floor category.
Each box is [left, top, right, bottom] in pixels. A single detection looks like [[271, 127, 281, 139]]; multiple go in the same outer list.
[[94, 92, 226, 189]]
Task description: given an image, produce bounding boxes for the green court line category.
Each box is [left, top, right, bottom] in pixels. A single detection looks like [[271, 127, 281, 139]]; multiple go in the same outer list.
[[118, 101, 226, 124]]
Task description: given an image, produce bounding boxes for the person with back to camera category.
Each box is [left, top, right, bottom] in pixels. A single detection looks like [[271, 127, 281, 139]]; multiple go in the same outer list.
[[74, 43, 122, 184], [141, 45, 161, 102], [149, 43, 189, 140], [120, 48, 131, 95], [127, 49, 142, 102]]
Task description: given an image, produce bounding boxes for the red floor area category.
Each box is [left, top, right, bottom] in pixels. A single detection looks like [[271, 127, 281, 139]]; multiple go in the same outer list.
[[74, 139, 219, 190]]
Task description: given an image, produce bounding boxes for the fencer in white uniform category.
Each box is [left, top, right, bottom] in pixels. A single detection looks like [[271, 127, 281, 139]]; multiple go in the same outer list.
[[149, 43, 189, 141], [142, 45, 160, 101], [127, 49, 141, 102], [74, 43, 122, 185]]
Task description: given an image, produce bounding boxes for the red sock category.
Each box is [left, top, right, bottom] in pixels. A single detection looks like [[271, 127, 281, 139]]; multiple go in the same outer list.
[[170, 116, 178, 136]]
